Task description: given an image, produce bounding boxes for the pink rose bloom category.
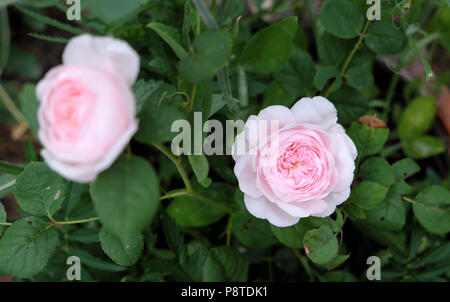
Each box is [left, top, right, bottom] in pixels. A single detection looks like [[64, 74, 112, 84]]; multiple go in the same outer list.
[[36, 34, 140, 183], [232, 97, 357, 227]]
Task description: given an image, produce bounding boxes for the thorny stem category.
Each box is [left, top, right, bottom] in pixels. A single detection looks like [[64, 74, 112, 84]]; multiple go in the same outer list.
[[153, 144, 235, 214], [402, 196, 415, 204], [186, 84, 197, 112], [0, 82, 28, 127], [324, 20, 371, 98], [152, 143, 193, 193], [0, 217, 100, 227]]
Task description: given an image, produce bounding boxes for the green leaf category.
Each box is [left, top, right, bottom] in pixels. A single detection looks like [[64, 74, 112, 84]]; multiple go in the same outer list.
[[345, 65, 374, 90], [360, 157, 396, 186], [0, 202, 6, 233], [0, 161, 23, 175], [322, 254, 350, 270], [365, 20, 406, 54], [70, 248, 126, 272], [188, 155, 211, 188], [134, 83, 187, 144], [99, 228, 143, 267], [203, 246, 249, 282], [240, 16, 298, 74], [202, 256, 226, 282], [18, 83, 39, 137], [263, 80, 296, 108], [270, 219, 315, 249], [161, 209, 187, 262], [179, 30, 232, 84], [24, 138, 37, 163], [322, 270, 358, 282], [392, 158, 420, 179], [0, 7, 10, 70], [317, 33, 353, 66], [398, 95, 436, 140], [347, 122, 389, 159], [329, 86, 369, 124], [147, 22, 188, 59], [65, 182, 85, 218], [14, 162, 66, 217], [413, 186, 450, 235], [168, 195, 225, 227], [345, 203, 367, 220], [0, 217, 58, 278], [88, 0, 145, 24], [319, 0, 364, 39], [365, 192, 406, 231], [91, 155, 160, 240], [274, 47, 315, 97], [168, 183, 231, 227], [218, 0, 243, 26], [303, 225, 339, 265], [348, 181, 389, 210], [15, 5, 84, 35], [0, 173, 15, 198], [68, 228, 99, 244], [231, 210, 277, 248], [27, 33, 68, 44], [402, 135, 445, 159], [133, 79, 165, 114], [314, 65, 340, 90]]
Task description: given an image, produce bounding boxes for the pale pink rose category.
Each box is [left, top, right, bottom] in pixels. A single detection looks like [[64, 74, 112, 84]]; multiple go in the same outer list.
[[232, 97, 357, 227], [36, 34, 140, 183]]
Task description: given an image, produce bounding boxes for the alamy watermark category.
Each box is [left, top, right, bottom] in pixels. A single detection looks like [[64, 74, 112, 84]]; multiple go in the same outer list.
[[366, 0, 381, 21], [170, 112, 280, 162], [366, 256, 381, 280], [66, 0, 81, 21], [66, 256, 81, 281]]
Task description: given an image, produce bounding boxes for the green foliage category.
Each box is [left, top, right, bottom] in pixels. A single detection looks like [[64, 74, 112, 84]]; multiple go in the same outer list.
[[0, 217, 58, 278], [275, 47, 315, 98], [319, 0, 364, 39], [203, 246, 249, 282], [398, 95, 444, 159], [231, 209, 277, 248], [303, 225, 338, 265], [99, 228, 144, 267], [18, 83, 39, 137], [329, 87, 369, 124], [240, 17, 298, 74], [365, 20, 406, 54], [360, 157, 396, 186], [347, 122, 389, 159], [91, 155, 160, 239], [179, 30, 232, 84], [14, 162, 67, 217], [413, 186, 450, 235]]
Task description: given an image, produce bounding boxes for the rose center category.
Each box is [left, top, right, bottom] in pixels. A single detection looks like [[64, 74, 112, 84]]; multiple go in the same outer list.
[[48, 79, 96, 142]]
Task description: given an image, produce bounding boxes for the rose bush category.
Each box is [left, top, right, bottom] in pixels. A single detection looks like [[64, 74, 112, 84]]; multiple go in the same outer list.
[[233, 97, 357, 226], [0, 0, 449, 283]]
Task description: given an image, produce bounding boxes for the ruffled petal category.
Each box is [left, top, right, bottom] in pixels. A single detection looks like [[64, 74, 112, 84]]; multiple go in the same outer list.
[[63, 34, 140, 86], [291, 96, 338, 129]]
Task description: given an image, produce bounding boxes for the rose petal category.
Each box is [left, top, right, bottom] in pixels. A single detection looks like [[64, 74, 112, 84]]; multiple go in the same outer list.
[[63, 34, 140, 86], [234, 155, 262, 198], [276, 199, 328, 217], [291, 96, 338, 129], [244, 194, 299, 227]]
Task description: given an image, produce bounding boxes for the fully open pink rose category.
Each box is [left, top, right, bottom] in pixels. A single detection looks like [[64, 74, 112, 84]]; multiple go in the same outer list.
[[36, 34, 139, 183], [232, 97, 357, 227]]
